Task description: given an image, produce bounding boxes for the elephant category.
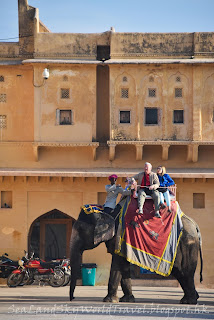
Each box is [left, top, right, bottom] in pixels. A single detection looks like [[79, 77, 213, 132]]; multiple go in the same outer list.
[[69, 200, 203, 305]]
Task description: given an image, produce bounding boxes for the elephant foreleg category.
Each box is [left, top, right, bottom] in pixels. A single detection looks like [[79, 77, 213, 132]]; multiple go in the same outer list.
[[120, 258, 135, 302], [103, 254, 122, 303]]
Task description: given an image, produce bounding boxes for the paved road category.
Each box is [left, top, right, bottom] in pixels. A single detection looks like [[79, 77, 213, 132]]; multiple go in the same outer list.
[[0, 285, 213, 320]]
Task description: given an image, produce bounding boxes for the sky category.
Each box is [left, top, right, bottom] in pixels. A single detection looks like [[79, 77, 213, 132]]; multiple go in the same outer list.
[[0, 0, 214, 41]]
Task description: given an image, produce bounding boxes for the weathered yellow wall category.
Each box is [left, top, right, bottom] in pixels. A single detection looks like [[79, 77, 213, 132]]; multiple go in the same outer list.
[[0, 65, 34, 141], [33, 64, 97, 142]]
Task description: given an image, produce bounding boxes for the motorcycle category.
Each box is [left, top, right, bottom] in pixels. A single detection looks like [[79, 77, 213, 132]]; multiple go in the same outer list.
[[7, 253, 65, 287], [0, 252, 28, 281]]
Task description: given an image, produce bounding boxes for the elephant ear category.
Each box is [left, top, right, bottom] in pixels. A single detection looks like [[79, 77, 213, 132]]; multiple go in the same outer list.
[[94, 213, 115, 245]]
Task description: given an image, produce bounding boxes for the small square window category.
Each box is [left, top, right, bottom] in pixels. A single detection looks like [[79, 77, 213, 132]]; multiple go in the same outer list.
[[148, 88, 156, 97], [145, 108, 158, 125], [173, 110, 184, 124], [0, 76, 4, 82], [1, 191, 12, 208], [149, 76, 154, 82], [120, 111, 130, 123], [61, 88, 70, 99], [123, 76, 127, 82], [59, 110, 72, 125], [175, 88, 182, 98], [176, 76, 181, 82], [0, 115, 7, 128], [193, 193, 205, 209], [121, 88, 129, 99], [97, 45, 110, 61], [0, 94, 6, 102]]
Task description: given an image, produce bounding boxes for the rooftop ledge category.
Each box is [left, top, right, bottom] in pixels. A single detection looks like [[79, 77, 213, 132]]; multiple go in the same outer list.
[[0, 168, 213, 180], [22, 58, 214, 65], [107, 140, 214, 162]]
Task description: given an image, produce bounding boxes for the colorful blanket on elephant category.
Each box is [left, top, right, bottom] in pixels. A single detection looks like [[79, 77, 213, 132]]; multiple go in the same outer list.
[[115, 196, 183, 277], [81, 204, 104, 215]]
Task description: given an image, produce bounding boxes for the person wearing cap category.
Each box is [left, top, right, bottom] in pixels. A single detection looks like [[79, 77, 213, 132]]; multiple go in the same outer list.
[[133, 162, 161, 218], [103, 174, 131, 215]]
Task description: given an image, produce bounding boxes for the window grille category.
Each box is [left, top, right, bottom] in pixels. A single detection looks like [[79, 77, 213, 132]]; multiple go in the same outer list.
[[176, 76, 181, 82], [175, 88, 182, 98], [173, 110, 184, 124], [193, 193, 205, 209], [0, 76, 4, 82], [149, 76, 154, 82], [148, 88, 156, 97], [120, 111, 130, 123], [145, 108, 158, 125], [0, 94, 6, 103], [61, 88, 70, 99], [63, 76, 68, 82], [59, 110, 72, 125], [121, 88, 129, 99], [0, 115, 7, 128], [123, 76, 127, 82]]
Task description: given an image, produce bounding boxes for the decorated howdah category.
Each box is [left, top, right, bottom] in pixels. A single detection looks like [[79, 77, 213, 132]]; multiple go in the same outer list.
[[115, 196, 184, 276]]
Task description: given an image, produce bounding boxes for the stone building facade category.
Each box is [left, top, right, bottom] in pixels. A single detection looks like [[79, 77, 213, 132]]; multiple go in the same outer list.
[[0, 0, 214, 286]]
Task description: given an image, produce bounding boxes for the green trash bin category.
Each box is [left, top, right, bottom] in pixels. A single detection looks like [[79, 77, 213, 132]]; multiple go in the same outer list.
[[81, 263, 97, 286]]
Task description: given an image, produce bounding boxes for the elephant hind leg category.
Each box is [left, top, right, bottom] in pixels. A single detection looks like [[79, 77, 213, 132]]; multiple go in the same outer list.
[[172, 267, 198, 305]]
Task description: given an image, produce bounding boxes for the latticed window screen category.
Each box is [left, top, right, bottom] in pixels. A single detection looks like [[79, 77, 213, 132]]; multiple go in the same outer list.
[[0, 115, 7, 128], [149, 76, 154, 82], [61, 88, 70, 99], [175, 88, 182, 98], [59, 110, 72, 125], [123, 76, 127, 82], [176, 76, 181, 82], [0, 94, 6, 102], [121, 88, 129, 99], [120, 111, 130, 123], [0, 76, 4, 82], [148, 88, 156, 97]]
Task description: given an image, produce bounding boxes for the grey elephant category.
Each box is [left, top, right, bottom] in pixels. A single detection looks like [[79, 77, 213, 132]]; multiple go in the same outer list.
[[69, 202, 203, 305]]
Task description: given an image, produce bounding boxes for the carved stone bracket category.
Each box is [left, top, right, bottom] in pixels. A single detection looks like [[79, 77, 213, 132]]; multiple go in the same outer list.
[[162, 144, 170, 161], [135, 145, 143, 161], [187, 144, 199, 163], [109, 144, 116, 161]]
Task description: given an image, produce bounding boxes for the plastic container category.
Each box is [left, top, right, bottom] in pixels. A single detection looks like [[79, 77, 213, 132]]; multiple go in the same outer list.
[[81, 263, 97, 286]]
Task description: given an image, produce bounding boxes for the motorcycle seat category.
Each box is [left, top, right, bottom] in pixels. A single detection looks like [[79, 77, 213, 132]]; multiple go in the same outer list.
[[40, 260, 61, 269]]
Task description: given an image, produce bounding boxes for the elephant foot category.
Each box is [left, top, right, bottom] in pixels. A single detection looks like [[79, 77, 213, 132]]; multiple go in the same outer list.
[[119, 294, 135, 303], [103, 295, 119, 303], [180, 295, 197, 305]]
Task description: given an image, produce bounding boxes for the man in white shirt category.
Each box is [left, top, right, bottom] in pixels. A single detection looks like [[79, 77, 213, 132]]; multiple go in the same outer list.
[[104, 174, 131, 215]]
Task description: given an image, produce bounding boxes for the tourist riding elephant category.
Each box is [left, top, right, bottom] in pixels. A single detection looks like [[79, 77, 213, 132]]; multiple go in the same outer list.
[[69, 202, 203, 305]]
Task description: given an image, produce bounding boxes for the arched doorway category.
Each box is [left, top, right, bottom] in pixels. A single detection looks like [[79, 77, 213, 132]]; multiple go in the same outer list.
[[28, 209, 75, 260]]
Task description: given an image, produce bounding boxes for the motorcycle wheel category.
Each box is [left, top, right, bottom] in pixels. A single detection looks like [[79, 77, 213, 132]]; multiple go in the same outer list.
[[62, 274, 70, 286], [19, 273, 34, 286], [7, 273, 24, 287], [49, 269, 65, 287]]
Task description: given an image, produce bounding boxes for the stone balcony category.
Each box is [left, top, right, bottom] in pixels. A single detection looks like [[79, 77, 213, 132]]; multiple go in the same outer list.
[[107, 140, 214, 162]]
